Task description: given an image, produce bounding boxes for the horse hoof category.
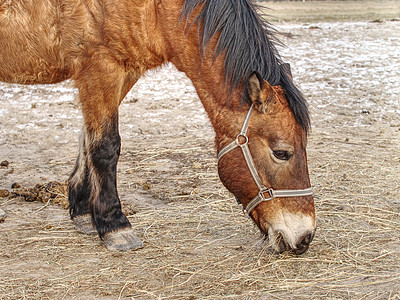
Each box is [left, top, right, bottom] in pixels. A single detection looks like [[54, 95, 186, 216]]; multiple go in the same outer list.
[[103, 228, 144, 251], [72, 214, 97, 235]]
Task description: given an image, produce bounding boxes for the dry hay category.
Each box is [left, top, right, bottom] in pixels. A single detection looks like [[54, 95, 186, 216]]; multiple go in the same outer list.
[[127, 133, 400, 298], [1, 3, 400, 297], [1, 131, 399, 299]]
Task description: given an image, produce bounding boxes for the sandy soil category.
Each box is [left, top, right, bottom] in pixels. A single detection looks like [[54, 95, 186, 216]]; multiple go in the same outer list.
[[0, 1, 399, 299]]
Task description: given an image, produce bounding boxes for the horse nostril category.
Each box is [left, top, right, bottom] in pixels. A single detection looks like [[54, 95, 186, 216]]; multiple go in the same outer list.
[[293, 233, 314, 255], [301, 233, 312, 246]]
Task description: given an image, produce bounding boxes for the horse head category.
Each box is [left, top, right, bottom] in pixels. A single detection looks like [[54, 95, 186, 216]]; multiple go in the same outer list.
[[217, 73, 315, 254]]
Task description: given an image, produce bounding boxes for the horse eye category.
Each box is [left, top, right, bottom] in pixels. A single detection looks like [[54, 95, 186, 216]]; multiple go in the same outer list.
[[273, 150, 291, 161]]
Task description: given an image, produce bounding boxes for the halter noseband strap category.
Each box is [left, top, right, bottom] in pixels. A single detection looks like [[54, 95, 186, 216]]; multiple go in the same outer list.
[[217, 104, 313, 217]]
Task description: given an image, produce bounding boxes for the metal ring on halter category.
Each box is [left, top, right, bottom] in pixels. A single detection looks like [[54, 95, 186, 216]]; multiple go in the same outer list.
[[236, 133, 248, 147]]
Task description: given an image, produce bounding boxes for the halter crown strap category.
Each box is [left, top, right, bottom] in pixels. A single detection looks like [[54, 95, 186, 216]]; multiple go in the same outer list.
[[218, 104, 313, 217]]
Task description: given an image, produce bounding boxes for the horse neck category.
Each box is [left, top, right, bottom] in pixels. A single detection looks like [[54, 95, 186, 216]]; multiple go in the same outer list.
[[150, 0, 254, 148], [158, 7, 245, 126], [172, 50, 248, 134]]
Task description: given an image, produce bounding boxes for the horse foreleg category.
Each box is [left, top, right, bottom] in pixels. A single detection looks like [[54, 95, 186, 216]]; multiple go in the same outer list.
[[69, 64, 142, 251], [69, 73, 138, 236], [87, 114, 143, 251]]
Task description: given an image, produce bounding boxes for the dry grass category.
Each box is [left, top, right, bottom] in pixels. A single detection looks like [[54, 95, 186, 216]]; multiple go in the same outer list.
[[1, 1, 400, 298], [2, 129, 398, 298], [125, 132, 400, 298]]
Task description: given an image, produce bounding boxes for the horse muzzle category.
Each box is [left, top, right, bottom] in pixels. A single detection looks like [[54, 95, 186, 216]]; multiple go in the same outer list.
[[264, 212, 316, 255], [270, 230, 315, 255]]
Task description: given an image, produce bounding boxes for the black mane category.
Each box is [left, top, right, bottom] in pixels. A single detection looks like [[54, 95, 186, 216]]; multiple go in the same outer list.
[[180, 0, 310, 132]]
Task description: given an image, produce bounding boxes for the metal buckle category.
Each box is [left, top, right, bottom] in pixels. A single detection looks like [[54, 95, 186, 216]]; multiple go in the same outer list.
[[259, 188, 274, 201], [242, 188, 274, 218]]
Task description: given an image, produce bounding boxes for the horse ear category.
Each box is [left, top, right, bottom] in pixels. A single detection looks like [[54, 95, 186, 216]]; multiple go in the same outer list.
[[247, 72, 274, 114]]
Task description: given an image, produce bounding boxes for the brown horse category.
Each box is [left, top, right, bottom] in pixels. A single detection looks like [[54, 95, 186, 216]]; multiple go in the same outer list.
[[0, 0, 315, 254]]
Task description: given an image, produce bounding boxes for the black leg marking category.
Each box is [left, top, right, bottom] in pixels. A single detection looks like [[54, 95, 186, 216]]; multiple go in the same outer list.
[[68, 131, 96, 234], [87, 114, 129, 237], [87, 114, 143, 250], [69, 130, 89, 218], [69, 166, 91, 218]]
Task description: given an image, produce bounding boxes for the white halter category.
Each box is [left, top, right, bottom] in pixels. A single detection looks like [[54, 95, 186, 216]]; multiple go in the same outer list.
[[218, 104, 313, 217]]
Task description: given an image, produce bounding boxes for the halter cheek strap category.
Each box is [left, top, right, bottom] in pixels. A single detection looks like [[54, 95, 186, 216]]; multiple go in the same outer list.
[[218, 104, 313, 217]]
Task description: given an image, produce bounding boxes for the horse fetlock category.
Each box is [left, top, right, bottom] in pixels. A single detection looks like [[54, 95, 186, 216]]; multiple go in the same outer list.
[[68, 186, 91, 216], [72, 214, 97, 235], [103, 228, 144, 251]]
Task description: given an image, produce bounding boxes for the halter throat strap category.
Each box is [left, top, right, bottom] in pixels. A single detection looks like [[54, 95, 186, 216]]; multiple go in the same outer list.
[[217, 104, 313, 217]]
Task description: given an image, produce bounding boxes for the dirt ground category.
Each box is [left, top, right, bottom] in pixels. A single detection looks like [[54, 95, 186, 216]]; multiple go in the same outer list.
[[1, 1, 400, 299]]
